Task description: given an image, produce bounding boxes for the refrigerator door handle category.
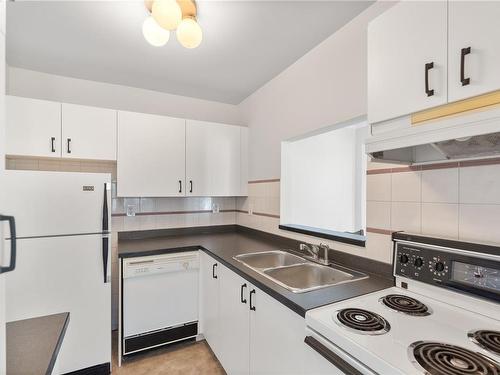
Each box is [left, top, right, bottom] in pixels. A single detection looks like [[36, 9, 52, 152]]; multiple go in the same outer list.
[[102, 183, 110, 283], [0, 215, 17, 274]]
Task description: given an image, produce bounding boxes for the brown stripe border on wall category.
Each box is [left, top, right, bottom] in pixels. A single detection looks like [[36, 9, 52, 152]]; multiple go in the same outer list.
[[112, 209, 236, 217], [367, 157, 500, 175], [366, 227, 394, 235], [248, 179, 280, 184]]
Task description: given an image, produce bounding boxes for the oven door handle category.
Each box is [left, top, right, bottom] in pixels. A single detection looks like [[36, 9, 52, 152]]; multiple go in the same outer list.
[[304, 336, 364, 375]]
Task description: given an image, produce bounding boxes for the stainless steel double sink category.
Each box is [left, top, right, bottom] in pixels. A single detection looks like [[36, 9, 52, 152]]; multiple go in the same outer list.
[[233, 250, 367, 293]]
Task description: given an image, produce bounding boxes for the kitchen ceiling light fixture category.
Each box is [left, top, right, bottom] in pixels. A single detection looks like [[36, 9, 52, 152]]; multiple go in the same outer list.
[[142, 16, 170, 47], [143, 0, 203, 49]]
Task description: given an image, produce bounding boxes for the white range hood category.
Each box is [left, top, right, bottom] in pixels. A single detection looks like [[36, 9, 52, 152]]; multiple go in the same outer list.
[[365, 105, 500, 165]]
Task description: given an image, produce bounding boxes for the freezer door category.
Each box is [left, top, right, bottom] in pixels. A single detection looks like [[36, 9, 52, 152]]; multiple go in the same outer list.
[[5, 234, 111, 373], [3, 170, 111, 238]]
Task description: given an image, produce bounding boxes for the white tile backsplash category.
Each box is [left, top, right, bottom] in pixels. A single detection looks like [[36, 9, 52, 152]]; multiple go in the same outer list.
[[422, 168, 459, 203], [460, 164, 500, 204], [391, 202, 421, 233], [459, 204, 500, 243], [367, 174, 391, 201], [392, 171, 421, 202], [421, 203, 459, 239], [367, 201, 391, 229]]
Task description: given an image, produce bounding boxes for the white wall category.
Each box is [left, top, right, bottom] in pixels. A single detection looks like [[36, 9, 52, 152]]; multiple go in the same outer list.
[[7, 66, 243, 125], [239, 2, 394, 180]]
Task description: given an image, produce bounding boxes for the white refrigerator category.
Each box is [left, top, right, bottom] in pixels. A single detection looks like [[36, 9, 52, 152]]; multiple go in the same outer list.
[[2, 170, 111, 374]]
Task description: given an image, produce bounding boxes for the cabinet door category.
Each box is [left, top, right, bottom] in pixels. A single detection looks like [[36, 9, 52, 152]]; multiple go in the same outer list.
[[6, 96, 62, 157], [448, 1, 500, 102], [218, 265, 250, 375], [239, 127, 248, 196], [62, 103, 117, 160], [199, 252, 221, 359], [117, 111, 185, 197], [249, 286, 305, 375], [186, 121, 241, 196], [368, 1, 447, 124]]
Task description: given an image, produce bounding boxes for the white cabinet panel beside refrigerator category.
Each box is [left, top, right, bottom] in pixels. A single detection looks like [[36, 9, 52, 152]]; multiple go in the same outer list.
[[2, 170, 111, 374]]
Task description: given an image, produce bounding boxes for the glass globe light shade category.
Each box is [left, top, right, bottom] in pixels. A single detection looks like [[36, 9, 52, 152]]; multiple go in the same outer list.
[[176, 18, 202, 49], [142, 16, 170, 47], [152, 0, 182, 31]]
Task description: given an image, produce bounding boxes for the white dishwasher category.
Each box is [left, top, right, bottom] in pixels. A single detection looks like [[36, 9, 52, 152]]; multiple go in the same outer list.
[[122, 251, 199, 356]]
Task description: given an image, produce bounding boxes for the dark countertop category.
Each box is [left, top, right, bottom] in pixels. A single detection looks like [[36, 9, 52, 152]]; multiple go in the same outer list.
[[118, 226, 394, 317], [7, 312, 70, 375]]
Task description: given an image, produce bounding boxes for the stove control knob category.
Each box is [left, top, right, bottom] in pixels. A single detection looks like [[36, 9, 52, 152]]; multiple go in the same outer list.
[[435, 262, 445, 272], [414, 258, 423, 268], [399, 254, 409, 264]]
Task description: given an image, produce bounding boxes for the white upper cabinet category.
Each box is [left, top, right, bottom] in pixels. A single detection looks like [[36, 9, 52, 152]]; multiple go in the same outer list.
[[448, 1, 500, 102], [117, 111, 186, 197], [186, 120, 241, 197], [6, 96, 62, 158], [368, 1, 448, 124], [62, 103, 117, 160]]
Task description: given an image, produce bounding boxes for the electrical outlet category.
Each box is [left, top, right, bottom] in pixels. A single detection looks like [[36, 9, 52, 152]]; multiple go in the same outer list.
[[212, 203, 220, 213], [126, 205, 136, 217], [248, 204, 253, 215]]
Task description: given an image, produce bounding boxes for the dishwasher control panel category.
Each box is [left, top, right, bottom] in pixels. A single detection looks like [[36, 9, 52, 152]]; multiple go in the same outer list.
[[123, 251, 199, 279]]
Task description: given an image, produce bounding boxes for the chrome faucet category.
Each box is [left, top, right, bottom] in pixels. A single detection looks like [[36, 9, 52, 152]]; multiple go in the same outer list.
[[299, 242, 331, 266]]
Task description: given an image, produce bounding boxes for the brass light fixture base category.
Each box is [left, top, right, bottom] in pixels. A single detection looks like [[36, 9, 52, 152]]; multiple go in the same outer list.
[[144, 0, 197, 19]]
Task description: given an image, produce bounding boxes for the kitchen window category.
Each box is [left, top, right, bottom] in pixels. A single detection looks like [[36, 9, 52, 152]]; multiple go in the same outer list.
[[280, 117, 368, 246]]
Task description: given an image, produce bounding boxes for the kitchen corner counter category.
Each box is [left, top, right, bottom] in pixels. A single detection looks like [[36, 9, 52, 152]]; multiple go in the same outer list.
[[7, 312, 70, 375], [118, 226, 394, 317]]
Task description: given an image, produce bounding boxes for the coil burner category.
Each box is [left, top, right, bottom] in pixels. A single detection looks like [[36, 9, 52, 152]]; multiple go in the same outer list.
[[410, 341, 500, 375], [334, 308, 390, 335]]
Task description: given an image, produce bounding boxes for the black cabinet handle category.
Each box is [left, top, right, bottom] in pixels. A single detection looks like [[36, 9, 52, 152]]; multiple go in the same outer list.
[[178, 180, 182, 193], [67, 138, 72, 154], [189, 180, 193, 193], [425, 62, 435, 97], [461, 47, 471, 86], [240, 283, 247, 304], [249, 289, 256, 311], [212, 263, 218, 279], [51, 137, 56, 153], [0, 215, 16, 274], [304, 336, 363, 375]]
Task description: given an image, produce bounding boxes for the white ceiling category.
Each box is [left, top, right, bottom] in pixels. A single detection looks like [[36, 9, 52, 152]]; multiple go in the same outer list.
[[7, 1, 373, 104]]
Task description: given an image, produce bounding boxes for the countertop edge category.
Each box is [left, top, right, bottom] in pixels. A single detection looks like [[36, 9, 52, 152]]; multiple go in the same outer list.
[[6, 312, 70, 375], [119, 244, 393, 318]]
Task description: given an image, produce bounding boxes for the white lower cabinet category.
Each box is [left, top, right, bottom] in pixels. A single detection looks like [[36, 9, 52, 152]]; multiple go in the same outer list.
[[200, 252, 307, 375], [199, 251, 221, 358], [218, 265, 250, 375]]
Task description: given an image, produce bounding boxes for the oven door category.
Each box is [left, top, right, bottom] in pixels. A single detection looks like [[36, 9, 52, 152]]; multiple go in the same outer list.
[[304, 327, 378, 375]]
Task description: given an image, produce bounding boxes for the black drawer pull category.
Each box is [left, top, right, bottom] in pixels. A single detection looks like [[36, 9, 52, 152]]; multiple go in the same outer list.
[[189, 180, 193, 193], [249, 289, 256, 311], [304, 336, 363, 375], [461, 47, 471, 86], [425, 62, 434, 97], [178, 180, 182, 193], [240, 283, 247, 304], [212, 263, 217, 279], [67, 138, 72, 154], [51, 137, 56, 153]]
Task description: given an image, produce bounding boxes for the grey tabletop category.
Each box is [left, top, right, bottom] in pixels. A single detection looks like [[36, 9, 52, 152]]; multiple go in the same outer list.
[[118, 228, 394, 317], [7, 312, 70, 375]]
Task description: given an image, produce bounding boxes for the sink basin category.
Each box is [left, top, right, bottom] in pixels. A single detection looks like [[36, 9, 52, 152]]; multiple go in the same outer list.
[[233, 250, 368, 293], [234, 250, 306, 270], [263, 263, 367, 293]]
